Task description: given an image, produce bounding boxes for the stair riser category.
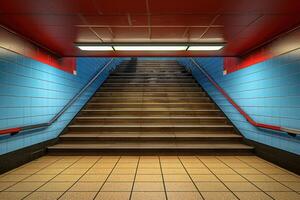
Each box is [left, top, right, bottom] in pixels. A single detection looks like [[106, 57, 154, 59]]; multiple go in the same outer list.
[[73, 118, 228, 125], [79, 111, 223, 117], [60, 138, 243, 143], [99, 88, 201, 92], [85, 104, 215, 109], [105, 80, 196, 83], [107, 76, 194, 79], [89, 99, 211, 103], [67, 126, 235, 132], [102, 83, 198, 87], [47, 149, 253, 156], [94, 92, 206, 97]]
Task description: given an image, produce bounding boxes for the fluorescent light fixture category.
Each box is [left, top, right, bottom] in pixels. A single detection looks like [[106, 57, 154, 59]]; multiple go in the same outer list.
[[77, 46, 113, 51], [113, 46, 188, 51], [187, 45, 223, 51]]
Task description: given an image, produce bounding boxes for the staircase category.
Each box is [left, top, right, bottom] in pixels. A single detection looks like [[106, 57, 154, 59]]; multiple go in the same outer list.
[[48, 60, 253, 155]]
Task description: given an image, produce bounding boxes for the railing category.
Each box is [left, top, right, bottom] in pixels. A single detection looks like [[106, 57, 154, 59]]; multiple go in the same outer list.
[[0, 58, 117, 136], [189, 58, 300, 136]]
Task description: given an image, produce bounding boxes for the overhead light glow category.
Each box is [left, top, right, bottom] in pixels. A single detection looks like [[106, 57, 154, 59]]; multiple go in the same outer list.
[[77, 46, 113, 51], [113, 46, 188, 51], [187, 46, 224, 51]]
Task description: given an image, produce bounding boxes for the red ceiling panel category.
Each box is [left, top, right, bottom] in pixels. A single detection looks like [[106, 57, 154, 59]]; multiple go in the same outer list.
[[130, 15, 149, 26], [76, 28, 101, 43], [81, 15, 129, 26], [111, 27, 149, 39], [151, 27, 187, 39], [151, 15, 215, 26], [202, 27, 224, 39], [213, 14, 260, 26], [93, 28, 114, 41], [0, 0, 299, 57], [93, 0, 147, 14], [0, 0, 99, 14]]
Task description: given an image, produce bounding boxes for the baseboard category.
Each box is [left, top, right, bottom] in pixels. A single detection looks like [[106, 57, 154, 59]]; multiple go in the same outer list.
[[245, 139, 300, 175], [0, 138, 58, 174]]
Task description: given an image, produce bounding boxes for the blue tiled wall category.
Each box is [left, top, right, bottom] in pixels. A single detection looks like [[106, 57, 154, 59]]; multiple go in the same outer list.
[[179, 50, 300, 155], [0, 47, 122, 155]]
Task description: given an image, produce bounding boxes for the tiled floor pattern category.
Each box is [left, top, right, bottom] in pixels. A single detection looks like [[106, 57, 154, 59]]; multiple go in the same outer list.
[[0, 156, 299, 200]]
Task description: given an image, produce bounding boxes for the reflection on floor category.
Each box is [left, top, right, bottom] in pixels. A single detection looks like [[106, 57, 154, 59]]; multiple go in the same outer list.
[[0, 156, 299, 200]]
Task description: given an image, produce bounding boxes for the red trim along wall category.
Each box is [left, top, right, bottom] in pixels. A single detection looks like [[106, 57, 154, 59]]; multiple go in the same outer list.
[[0, 26, 76, 74], [224, 26, 300, 74]]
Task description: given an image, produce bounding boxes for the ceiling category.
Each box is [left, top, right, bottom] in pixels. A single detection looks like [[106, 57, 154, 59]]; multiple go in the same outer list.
[[0, 0, 300, 57]]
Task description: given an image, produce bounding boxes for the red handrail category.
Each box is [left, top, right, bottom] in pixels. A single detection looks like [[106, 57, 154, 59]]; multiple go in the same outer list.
[[190, 58, 299, 136]]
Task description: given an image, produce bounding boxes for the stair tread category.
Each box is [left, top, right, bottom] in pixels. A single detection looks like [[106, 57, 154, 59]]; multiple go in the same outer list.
[[68, 124, 233, 127], [61, 133, 242, 138], [75, 116, 226, 119], [48, 143, 253, 149]]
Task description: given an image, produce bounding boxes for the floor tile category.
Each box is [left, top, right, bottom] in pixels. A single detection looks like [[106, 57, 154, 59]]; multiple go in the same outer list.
[[234, 168, 262, 175], [281, 181, 300, 191], [252, 181, 291, 191], [36, 168, 64, 175], [0, 182, 17, 191], [59, 192, 96, 200], [234, 192, 273, 200], [165, 182, 197, 191], [5, 181, 45, 191], [210, 168, 237, 175], [37, 182, 74, 191], [164, 175, 191, 181], [137, 168, 161, 174], [0, 192, 30, 200], [269, 174, 300, 182], [23, 192, 62, 200], [195, 182, 228, 191], [95, 192, 130, 200], [167, 192, 203, 200], [107, 174, 135, 182], [23, 174, 56, 182], [131, 192, 166, 200], [191, 175, 219, 182], [266, 191, 300, 200], [51, 174, 81, 182], [79, 174, 108, 181], [0, 174, 29, 182], [201, 191, 238, 200], [135, 175, 163, 182], [69, 182, 103, 191], [186, 168, 212, 175], [223, 182, 260, 191], [216, 175, 247, 182], [101, 182, 133, 191], [133, 182, 165, 191], [243, 174, 274, 182], [162, 168, 187, 175]]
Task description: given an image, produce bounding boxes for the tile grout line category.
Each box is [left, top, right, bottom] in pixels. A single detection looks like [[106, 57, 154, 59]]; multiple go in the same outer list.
[[56, 156, 103, 199], [216, 156, 275, 200], [177, 155, 205, 200], [159, 156, 169, 200], [128, 156, 140, 200], [2, 156, 63, 194], [92, 156, 121, 200], [235, 156, 300, 195], [196, 156, 241, 200], [20, 156, 83, 199]]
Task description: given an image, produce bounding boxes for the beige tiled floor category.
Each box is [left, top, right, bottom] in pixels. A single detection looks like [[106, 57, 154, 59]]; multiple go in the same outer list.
[[0, 156, 299, 200]]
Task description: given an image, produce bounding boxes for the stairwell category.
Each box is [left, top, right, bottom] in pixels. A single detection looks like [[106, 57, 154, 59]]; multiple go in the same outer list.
[[48, 60, 253, 154]]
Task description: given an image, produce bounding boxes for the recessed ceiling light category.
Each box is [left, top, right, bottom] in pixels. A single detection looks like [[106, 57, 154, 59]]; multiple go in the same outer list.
[[77, 46, 113, 51], [187, 46, 224, 51], [113, 46, 188, 51]]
